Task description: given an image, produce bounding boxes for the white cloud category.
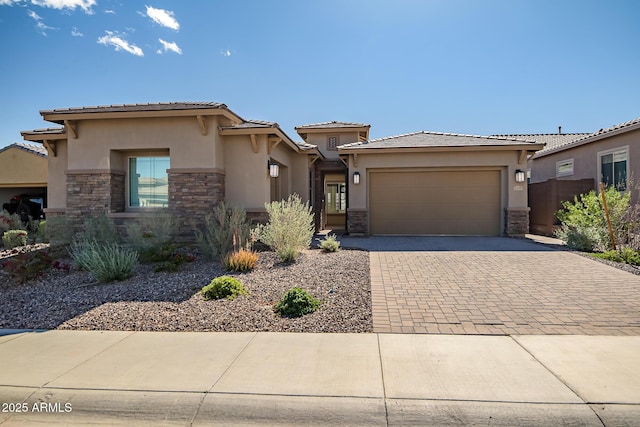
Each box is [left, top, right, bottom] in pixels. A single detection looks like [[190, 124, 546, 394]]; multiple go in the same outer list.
[[221, 49, 232, 57], [98, 31, 144, 56], [145, 5, 179, 30], [0, 0, 22, 5], [27, 9, 56, 35], [71, 26, 82, 36], [157, 38, 182, 55], [104, 9, 115, 14], [30, 0, 96, 14]]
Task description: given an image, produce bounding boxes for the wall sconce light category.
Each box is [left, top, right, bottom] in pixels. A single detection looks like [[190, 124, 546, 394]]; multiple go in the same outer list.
[[353, 171, 360, 185], [268, 160, 279, 178], [515, 169, 526, 183]]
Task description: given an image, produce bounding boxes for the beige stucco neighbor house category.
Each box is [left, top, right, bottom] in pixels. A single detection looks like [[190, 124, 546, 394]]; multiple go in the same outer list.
[[22, 102, 544, 237], [0, 142, 48, 212]]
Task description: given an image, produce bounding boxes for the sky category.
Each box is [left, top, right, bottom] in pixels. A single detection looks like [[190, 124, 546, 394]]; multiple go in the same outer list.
[[1, 0, 639, 149]]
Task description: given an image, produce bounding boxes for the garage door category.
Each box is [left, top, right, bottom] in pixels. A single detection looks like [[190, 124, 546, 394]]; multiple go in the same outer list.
[[369, 170, 501, 235]]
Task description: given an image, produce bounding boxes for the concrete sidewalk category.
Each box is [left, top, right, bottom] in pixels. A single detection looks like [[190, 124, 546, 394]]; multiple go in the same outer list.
[[0, 331, 639, 426]]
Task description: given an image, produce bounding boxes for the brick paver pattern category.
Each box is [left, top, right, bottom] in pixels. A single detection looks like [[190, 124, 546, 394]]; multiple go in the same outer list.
[[371, 251, 640, 335]]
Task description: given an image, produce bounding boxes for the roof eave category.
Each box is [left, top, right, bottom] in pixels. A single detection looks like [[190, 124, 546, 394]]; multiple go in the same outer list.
[[338, 144, 544, 154]]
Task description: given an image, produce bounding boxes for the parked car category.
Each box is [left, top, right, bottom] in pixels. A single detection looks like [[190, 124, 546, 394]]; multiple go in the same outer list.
[[2, 193, 46, 222]]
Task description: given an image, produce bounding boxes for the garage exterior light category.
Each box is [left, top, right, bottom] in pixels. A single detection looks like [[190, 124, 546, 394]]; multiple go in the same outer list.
[[268, 160, 279, 178], [515, 169, 526, 183], [353, 171, 360, 184]]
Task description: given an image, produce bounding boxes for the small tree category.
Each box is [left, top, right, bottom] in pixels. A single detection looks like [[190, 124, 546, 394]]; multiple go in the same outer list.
[[254, 194, 314, 262], [195, 202, 251, 261]]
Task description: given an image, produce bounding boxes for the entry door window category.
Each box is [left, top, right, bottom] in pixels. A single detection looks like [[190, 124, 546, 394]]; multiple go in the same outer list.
[[326, 183, 346, 214]]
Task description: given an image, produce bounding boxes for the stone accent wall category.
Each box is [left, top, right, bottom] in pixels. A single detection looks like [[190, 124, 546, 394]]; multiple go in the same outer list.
[[505, 208, 530, 237], [246, 210, 269, 226], [168, 169, 225, 234], [65, 171, 126, 233], [347, 209, 368, 235]]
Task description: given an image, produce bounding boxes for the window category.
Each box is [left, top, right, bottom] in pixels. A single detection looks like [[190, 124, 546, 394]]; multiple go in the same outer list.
[[326, 183, 346, 214], [327, 136, 338, 151], [129, 156, 170, 207], [599, 148, 628, 190], [556, 159, 574, 177]]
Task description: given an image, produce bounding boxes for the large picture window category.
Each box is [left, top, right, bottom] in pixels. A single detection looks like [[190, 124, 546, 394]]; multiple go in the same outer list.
[[129, 156, 170, 207], [599, 148, 628, 191]]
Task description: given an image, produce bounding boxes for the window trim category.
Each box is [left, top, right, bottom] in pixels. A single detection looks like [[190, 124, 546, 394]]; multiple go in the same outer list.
[[597, 145, 629, 190], [127, 155, 170, 209], [556, 158, 574, 177]]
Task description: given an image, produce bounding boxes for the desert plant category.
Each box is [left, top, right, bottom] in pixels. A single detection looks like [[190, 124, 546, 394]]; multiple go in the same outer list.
[[319, 233, 340, 252], [196, 203, 251, 261], [200, 275, 247, 300], [274, 287, 321, 317], [44, 215, 74, 247], [591, 248, 640, 266], [2, 229, 28, 248], [79, 214, 119, 245], [0, 211, 23, 233], [1, 250, 52, 284], [69, 238, 138, 282], [254, 194, 314, 262], [223, 248, 259, 272], [125, 213, 177, 251]]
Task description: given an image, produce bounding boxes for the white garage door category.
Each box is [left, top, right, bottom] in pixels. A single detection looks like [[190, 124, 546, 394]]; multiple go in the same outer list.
[[369, 170, 501, 235]]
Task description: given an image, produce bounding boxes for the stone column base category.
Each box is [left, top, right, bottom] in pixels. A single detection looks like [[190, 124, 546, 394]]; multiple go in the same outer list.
[[505, 208, 530, 237], [347, 209, 368, 235]]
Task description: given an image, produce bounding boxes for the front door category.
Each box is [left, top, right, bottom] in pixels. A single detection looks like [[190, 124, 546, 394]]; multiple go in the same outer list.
[[324, 181, 346, 229]]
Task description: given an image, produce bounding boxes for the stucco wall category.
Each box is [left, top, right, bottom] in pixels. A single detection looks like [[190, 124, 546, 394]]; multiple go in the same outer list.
[[530, 128, 640, 190], [0, 147, 47, 187], [47, 140, 67, 210], [224, 134, 270, 209], [305, 131, 360, 159]]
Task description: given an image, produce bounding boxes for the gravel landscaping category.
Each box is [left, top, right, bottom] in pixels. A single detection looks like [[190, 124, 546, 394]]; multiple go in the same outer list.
[[0, 246, 372, 333]]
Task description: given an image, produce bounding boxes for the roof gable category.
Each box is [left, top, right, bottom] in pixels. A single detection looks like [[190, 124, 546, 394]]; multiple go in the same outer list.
[[295, 121, 370, 130], [0, 142, 48, 157]]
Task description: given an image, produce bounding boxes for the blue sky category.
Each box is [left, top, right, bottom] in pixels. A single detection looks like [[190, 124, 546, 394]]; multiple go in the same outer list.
[[1, 0, 639, 149]]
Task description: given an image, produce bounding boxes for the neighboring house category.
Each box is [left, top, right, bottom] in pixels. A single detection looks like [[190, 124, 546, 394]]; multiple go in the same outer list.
[[0, 142, 48, 216], [500, 117, 640, 235], [22, 102, 543, 237]]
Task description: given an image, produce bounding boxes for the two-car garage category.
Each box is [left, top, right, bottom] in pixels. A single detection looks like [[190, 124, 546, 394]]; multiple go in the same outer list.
[[368, 169, 502, 236]]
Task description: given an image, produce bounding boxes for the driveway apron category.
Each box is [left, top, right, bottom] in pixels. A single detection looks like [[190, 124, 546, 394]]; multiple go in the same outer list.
[[343, 236, 640, 335]]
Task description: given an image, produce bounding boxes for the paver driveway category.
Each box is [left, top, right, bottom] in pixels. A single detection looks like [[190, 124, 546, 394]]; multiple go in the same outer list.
[[342, 236, 640, 335]]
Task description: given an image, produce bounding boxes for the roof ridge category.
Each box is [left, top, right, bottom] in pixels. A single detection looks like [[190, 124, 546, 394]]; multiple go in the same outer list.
[[0, 142, 48, 157]]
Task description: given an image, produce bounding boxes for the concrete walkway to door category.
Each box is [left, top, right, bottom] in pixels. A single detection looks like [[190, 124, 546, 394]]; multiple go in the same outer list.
[[340, 235, 640, 335]]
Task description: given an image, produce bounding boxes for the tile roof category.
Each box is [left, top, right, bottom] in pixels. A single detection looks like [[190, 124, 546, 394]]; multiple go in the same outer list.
[[529, 117, 640, 158], [220, 119, 277, 130], [338, 131, 542, 150], [493, 133, 589, 152], [295, 121, 370, 129], [40, 102, 227, 115], [0, 142, 48, 157]]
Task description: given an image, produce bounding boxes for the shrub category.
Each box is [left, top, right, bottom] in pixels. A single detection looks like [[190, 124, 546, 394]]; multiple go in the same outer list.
[[201, 276, 247, 300], [274, 287, 321, 317], [0, 211, 23, 233], [223, 248, 259, 272], [125, 213, 177, 251], [592, 248, 640, 266], [254, 194, 314, 262], [2, 229, 28, 248], [1, 250, 52, 284], [45, 216, 74, 247], [154, 253, 195, 272], [319, 234, 340, 252], [80, 215, 119, 245], [69, 239, 138, 282], [555, 187, 633, 252], [196, 203, 251, 261]]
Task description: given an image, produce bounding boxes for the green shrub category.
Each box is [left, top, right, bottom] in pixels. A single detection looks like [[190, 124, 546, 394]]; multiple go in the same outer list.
[[2, 229, 28, 248], [319, 234, 340, 252], [69, 239, 139, 282], [555, 187, 633, 251], [0, 211, 23, 233], [1, 250, 53, 284], [201, 276, 247, 300], [80, 215, 119, 244], [592, 248, 640, 266], [196, 203, 251, 261], [45, 216, 74, 247], [254, 194, 314, 262], [125, 213, 177, 251], [223, 248, 259, 272], [274, 287, 321, 317]]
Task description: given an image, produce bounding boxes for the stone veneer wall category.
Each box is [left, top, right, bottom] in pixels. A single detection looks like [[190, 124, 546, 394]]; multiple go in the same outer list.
[[65, 170, 125, 232], [347, 209, 368, 235], [168, 169, 225, 235], [505, 208, 530, 237]]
